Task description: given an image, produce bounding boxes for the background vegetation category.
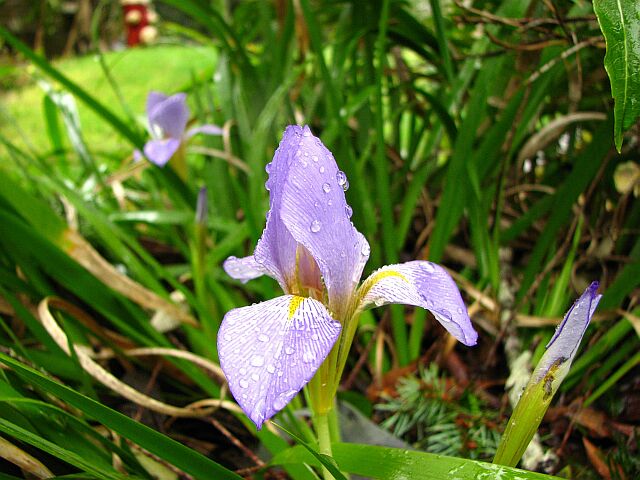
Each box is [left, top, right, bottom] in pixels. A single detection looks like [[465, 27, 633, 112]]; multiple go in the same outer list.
[[0, 0, 638, 478]]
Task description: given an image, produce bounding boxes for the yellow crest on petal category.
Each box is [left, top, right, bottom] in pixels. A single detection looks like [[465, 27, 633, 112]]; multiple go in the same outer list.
[[288, 295, 305, 319], [359, 270, 408, 299]]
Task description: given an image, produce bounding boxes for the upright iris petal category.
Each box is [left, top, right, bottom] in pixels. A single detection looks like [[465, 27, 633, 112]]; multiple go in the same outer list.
[[219, 125, 478, 428]]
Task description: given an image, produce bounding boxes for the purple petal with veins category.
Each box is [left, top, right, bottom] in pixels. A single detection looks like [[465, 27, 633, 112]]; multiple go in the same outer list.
[[253, 126, 307, 291], [217, 295, 341, 429], [357, 261, 478, 346]]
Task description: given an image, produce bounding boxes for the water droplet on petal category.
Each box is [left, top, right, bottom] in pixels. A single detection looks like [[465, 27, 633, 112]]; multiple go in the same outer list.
[[345, 205, 353, 218], [224, 333, 233, 341], [265, 162, 272, 173], [239, 379, 249, 388], [361, 243, 371, 256], [251, 373, 259, 381], [319, 166, 325, 173], [310, 220, 321, 233], [457, 307, 464, 314], [258, 333, 269, 342], [374, 298, 384, 307], [322, 183, 331, 193], [267, 365, 276, 374], [285, 346, 295, 355], [303, 352, 315, 363], [312, 155, 318, 162], [423, 262, 435, 273], [303, 127, 312, 137], [342, 179, 349, 191], [336, 170, 347, 187], [251, 355, 265, 367], [239, 367, 247, 375]]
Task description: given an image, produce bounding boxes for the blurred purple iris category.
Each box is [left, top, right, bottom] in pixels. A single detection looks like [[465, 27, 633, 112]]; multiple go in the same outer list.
[[140, 91, 223, 167], [218, 125, 478, 428]]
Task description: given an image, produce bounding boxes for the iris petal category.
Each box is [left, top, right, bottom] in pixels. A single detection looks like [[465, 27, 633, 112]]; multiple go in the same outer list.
[[356, 261, 478, 346], [147, 93, 189, 139], [279, 125, 370, 312], [217, 295, 341, 429], [223, 255, 266, 283], [146, 91, 168, 119], [143, 138, 181, 167], [253, 126, 305, 291], [535, 281, 601, 382], [185, 125, 224, 138]]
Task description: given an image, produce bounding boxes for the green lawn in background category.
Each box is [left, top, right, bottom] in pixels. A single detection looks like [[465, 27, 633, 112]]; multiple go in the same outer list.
[[1, 44, 217, 158]]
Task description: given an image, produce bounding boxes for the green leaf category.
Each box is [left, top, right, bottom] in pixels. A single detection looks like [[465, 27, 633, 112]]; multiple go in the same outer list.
[[593, 0, 640, 152], [0, 353, 242, 480], [272, 443, 559, 479]]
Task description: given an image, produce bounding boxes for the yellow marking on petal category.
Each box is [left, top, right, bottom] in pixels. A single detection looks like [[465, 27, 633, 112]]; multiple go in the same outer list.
[[358, 270, 408, 300], [288, 295, 305, 319]]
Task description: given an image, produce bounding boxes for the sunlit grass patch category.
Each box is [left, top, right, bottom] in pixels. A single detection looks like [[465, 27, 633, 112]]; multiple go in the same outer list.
[[1, 44, 217, 155]]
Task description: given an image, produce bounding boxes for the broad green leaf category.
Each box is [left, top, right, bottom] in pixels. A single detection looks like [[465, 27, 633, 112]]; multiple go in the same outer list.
[[593, 0, 640, 151], [272, 443, 559, 479]]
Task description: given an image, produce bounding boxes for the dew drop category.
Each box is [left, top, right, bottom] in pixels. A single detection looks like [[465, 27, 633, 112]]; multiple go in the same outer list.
[[345, 205, 353, 218], [239, 367, 247, 375], [361, 243, 371, 256], [303, 127, 312, 137], [336, 170, 347, 187], [285, 346, 295, 355], [251, 355, 265, 367], [258, 333, 269, 342], [319, 165, 325, 173], [423, 262, 435, 273], [374, 298, 384, 307], [239, 379, 249, 388], [328, 199, 333, 206], [322, 183, 331, 193], [251, 373, 259, 381], [224, 333, 233, 341], [342, 179, 349, 191], [311, 333, 319, 341], [267, 365, 276, 374], [265, 162, 272, 173], [310, 220, 321, 233], [312, 155, 319, 162], [303, 352, 315, 363], [457, 307, 464, 314]]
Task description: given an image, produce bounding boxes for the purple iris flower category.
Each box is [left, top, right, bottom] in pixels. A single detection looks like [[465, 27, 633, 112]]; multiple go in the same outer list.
[[218, 125, 477, 429], [141, 92, 223, 167]]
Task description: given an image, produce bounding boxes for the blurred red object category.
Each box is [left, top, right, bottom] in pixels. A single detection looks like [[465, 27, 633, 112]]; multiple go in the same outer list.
[[121, 0, 157, 47]]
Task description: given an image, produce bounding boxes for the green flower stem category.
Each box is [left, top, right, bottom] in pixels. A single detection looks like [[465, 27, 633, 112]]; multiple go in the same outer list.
[[313, 410, 334, 480], [493, 369, 556, 467]]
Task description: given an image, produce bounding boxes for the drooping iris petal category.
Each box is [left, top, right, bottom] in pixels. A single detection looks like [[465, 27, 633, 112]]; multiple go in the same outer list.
[[253, 126, 306, 291], [185, 125, 224, 138], [356, 261, 478, 346], [279, 125, 370, 312], [147, 92, 189, 139], [143, 138, 181, 167], [534, 281, 601, 382], [217, 295, 341, 429], [223, 255, 266, 283]]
